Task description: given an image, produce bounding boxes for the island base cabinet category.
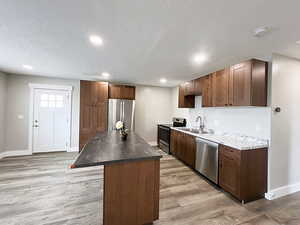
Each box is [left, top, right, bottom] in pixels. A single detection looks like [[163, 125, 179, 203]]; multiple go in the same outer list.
[[219, 145, 268, 203], [104, 159, 160, 225]]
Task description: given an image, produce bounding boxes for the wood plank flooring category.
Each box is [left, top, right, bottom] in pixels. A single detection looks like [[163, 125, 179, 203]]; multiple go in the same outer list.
[[0, 150, 300, 225]]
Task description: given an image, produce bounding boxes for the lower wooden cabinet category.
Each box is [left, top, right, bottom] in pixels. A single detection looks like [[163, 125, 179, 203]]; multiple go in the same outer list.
[[170, 130, 196, 168], [170, 130, 268, 203], [219, 145, 241, 198], [219, 145, 268, 203]]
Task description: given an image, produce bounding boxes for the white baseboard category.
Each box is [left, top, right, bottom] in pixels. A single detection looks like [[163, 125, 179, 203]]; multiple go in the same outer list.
[[0, 150, 32, 159], [265, 182, 300, 200], [148, 141, 158, 147], [68, 146, 79, 152]]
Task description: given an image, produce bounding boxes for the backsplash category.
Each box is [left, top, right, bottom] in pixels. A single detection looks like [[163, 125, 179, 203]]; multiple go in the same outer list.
[[172, 88, 271, 140]]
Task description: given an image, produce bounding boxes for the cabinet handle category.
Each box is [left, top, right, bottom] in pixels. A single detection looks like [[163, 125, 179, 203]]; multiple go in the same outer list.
[[225, 104, 228, 106]]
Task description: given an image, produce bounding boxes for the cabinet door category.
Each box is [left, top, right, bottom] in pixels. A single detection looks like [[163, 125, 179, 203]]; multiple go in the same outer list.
[[184, 80, 195, 96], [201, 75, 213, 107], [178, 84, 195, 108], [219, 146, 241, 199], [185, 134, 196, 168], [109, 84, 122, 99], [170, 130, 176, 155], [94, 102, 108, 132], [229, 61, 252, 106], [212, 69, 230, 106], [251, 59, 268, 106], [123, 86, 135, 100], [80, 81, 108, 151], [109, 84, 135, 100], [177, 132, 184, 160], [193, 78, 202, 96]]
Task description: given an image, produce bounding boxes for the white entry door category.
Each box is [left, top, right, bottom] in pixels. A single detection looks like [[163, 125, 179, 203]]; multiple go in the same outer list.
[[33, 89, 70, 153]]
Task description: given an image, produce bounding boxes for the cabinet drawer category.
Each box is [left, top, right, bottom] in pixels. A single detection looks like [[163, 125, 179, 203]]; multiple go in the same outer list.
[[219, 145, 241, 161]]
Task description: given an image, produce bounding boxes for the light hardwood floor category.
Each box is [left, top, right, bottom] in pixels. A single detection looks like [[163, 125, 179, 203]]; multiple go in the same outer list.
[[0, 151, 300, 225]]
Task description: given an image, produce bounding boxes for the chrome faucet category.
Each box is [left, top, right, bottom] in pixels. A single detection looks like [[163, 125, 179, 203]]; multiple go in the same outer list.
[[196, 115, 205, 133]]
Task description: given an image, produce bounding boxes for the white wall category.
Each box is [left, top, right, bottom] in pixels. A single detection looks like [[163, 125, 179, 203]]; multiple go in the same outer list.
[[0, 72, 7, 153], [4, 74, 80, 152], [267, 54, 300, 199], [171, 87, 271, 139], [135, 85, 173, 144]]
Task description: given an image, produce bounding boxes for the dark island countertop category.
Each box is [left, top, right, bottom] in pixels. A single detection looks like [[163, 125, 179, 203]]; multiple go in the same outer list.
[[71, 131, 162, 168]]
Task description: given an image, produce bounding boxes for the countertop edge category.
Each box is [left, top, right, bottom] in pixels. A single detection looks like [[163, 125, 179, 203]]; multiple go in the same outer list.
[[71, 155, 162, 169]]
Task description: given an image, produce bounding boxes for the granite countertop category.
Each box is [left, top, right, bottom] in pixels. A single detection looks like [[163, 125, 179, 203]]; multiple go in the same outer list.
[[171, 127, 269, 150], [71, 131, 162, 168]]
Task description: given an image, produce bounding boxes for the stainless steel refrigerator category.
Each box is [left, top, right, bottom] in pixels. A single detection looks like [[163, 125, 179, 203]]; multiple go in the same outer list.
[[108, 99, 135, 131]]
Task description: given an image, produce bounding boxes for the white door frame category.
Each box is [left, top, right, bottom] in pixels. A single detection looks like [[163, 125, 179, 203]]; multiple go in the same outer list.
[[28, 83, 73, 154]]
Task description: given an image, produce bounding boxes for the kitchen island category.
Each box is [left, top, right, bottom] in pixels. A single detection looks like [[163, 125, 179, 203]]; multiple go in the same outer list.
[[71, 131, 162, 225]]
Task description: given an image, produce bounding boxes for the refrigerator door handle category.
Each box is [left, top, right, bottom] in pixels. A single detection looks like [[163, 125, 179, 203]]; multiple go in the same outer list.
[[122, 101, 125, 122], [120, 101, 122, 122], [121, 101, 124, 122]]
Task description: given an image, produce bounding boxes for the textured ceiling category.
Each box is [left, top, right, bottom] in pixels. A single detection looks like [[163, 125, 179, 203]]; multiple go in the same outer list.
[[0, 0, 300, 86]]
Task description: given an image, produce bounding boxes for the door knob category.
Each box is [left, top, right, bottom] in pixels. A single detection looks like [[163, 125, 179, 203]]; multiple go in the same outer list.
[[33, 120, 39, 127], [274, 107, 281, 113]]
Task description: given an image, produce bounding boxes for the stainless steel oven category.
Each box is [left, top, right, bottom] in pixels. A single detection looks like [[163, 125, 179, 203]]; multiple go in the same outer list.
[[157, 118, 186, 154], [157, 125, 170, 153]]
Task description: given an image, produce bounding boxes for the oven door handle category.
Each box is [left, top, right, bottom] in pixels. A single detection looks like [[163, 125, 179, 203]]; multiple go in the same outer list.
[[159, 126, 170, 131]]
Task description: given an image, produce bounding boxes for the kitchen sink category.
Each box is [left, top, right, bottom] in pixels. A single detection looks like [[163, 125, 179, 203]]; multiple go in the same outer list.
[[177, 127, 209, 134]]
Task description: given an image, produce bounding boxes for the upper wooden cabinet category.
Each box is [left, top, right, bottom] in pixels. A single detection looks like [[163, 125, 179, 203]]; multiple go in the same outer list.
[[183, 78, 202, 96], [229, 59, 268, 106], [193, 78, 202, 96], [178, 59, 268, 108], [178, 84, 195, 108], [201, 74, 213, 107], [109, 84, 136, 100], [212, 69, 230, 106], [183, 80, 195, 96]]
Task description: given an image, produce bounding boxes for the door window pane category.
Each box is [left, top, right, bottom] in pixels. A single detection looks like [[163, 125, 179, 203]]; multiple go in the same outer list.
[[49, 101, 55, 108], [40, 93, 65, 108], [40, 101, 48, 108], [41, 94, 48, 100]]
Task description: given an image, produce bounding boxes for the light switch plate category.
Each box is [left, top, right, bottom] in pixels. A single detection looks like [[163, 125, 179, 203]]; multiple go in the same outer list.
[[17, 115, 24, 119]]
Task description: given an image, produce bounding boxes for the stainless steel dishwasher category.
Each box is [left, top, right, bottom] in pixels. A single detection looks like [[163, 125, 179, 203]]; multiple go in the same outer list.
[[195, 138, 219, 184]]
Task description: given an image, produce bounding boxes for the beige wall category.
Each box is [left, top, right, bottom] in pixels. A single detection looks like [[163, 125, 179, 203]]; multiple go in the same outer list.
[[4, 74, 80, 152], [0, 72, 7, 153], [135, 85, 173, 144]]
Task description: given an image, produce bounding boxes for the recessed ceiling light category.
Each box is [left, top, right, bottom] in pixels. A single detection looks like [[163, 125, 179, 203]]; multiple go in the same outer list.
[[193, 53, 207, 64], [102, 72, 110, 77], [89, 35, 103, 46], [23, 64, 33, 70], [160, 78, 167, 83]]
